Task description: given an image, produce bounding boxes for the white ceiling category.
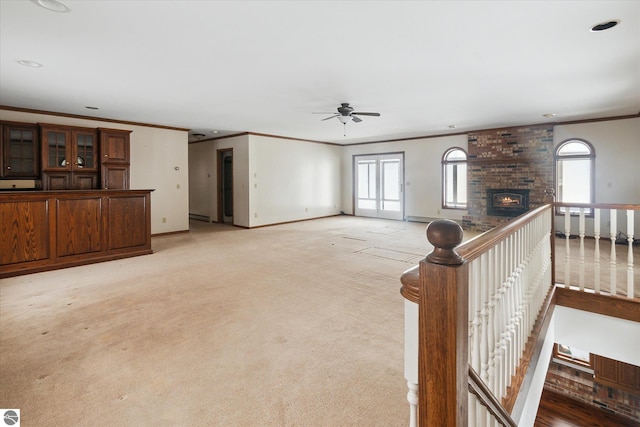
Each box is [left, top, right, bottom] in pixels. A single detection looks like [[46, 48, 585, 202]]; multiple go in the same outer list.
[[1, 1, 639, 144]]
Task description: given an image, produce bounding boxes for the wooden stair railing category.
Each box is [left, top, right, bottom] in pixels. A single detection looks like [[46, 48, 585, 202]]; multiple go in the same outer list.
[[468, 366, 517, 427], [401, 204, 555, 426]]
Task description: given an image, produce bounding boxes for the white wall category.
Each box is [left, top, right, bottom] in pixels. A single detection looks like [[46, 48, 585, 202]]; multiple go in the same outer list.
[[188, 141, 215, 219], [188, 134, 250, 227], [515, 314, 555, 427], [248, 134, 342, 227], [0, 108, 189, 234], [341, 135, 468, 221], [554, 117, 640, 237], [554, 306, 640, 366]]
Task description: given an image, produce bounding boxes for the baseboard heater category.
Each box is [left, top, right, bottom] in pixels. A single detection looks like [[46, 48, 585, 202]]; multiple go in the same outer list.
[[406, 215, 440, 223], [189, 213, 212, 222]]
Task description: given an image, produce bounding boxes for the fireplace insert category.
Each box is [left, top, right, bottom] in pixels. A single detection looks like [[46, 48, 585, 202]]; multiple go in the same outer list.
[[486, 189, 530, 217]]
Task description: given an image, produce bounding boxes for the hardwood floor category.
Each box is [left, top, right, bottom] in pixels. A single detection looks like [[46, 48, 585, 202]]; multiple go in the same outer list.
[[535, 389, 640, 427]]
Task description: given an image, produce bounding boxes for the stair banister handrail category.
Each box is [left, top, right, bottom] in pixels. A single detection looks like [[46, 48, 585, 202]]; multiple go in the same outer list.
[[401, 204, 554, 426], [468, 366, 517, 427]]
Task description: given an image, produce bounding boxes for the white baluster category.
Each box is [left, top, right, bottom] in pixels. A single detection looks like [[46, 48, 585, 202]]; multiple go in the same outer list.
[[471, 258, 482, 371], [487, 242, 498, 395], [579, 208, 585, 291], [480, 249, 492, 387], [404, 299, 418, 427], [564, 209, 571, 287], [594, 209, 601, 294], [610, 209, 617, 295], [627, 210, 635, 298], [407, 381, 418, 427]]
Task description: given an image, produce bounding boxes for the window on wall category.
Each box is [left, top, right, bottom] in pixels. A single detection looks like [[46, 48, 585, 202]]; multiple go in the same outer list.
[[442, 148, 467, 209], [555, 139, 595, 213], [554, 343, 592, 369]]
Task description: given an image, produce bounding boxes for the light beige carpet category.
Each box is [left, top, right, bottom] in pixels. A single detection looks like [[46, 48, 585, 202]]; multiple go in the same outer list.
[[1, 216, 442, 427]]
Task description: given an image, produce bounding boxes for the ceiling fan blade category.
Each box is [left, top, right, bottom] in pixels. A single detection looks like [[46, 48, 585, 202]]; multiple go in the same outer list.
[[312, 112, 337, 114], [352, 112, 380, 117], [321, 114, 340, 121], [351, 116, 363, 123]]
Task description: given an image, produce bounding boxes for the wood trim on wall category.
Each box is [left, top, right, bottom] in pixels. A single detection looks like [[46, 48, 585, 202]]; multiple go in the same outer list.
[[5, 105, 637, 148], [0, 105, 190, 132], [555, 287, 640, 322]]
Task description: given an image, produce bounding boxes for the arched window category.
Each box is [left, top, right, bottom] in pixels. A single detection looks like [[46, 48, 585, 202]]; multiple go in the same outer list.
[[442, 148, 467, 209], [555, 139, 595, 212]]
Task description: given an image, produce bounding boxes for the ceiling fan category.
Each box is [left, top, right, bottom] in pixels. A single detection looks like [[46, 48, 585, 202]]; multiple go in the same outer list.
[[314, 103, 380, 135]]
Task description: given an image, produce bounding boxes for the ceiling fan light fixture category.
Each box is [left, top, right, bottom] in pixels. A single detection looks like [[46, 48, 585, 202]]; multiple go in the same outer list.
[[590, 20, 619, 32], [337, 116, 351, 124]]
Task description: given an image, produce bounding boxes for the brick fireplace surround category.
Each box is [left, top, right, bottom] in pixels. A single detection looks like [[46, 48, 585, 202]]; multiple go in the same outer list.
[[462, 124, 554, 231]]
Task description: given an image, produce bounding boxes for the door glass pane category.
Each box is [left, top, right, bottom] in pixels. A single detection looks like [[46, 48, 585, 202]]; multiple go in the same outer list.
[[8, 129, 35, 174], [76, 134, 94, 168], [48, 131, 66, 168], [381, 160, 400, 209], [357, 160, 377, 209]]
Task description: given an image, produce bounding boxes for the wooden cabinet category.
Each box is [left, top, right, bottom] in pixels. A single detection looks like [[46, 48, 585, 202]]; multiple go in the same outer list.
[[1, 122, 132, 190], [593, 354, 640, 393], [0, 189, 153, 278], [41, 124, 99, 190], [100, 128, 131, 189], [1, 122, 40, 178]]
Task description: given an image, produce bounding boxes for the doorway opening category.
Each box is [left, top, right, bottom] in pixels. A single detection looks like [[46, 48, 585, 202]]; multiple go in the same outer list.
[[217, 148, 233, 224], [353, 153, 404, 220]]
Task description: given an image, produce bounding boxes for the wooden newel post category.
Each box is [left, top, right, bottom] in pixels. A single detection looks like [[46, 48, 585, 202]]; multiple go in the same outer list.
[[419, 219, 469, 426]]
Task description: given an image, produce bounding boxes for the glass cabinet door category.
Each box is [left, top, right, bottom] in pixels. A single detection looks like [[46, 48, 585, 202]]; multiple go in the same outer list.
[[45, 130, 69, 169], [74, 131, 96, 170], [4, 125, 39, 176]]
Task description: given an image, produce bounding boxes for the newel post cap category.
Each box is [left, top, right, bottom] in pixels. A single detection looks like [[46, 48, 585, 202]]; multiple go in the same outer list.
[[425, 219, 464, 265]]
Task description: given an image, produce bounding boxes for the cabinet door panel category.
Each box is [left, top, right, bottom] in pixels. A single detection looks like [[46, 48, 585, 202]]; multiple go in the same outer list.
[[100, 129, 130, 164], [56, 198, 103, 257], [72, 173, 98, 190], [0, 200, 50, 265], [618, 361, 640, 391], [102, 165, 129, 190], [108, 195, 148, 250], [44, 173, 70, 190]]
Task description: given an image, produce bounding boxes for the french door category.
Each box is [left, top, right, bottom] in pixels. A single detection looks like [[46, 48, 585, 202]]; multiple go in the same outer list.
[[354, 153, 404, 220]]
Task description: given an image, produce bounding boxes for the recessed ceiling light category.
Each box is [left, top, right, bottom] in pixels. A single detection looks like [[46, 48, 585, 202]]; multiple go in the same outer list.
[[212, 130, 220, 134], [85, 106, 99, 110], [17, 60, 43, 68], [543, 113, 557, 118], [192, 133, 206, 138], [32, 0, 70, 12], [590, 20, 619, 32]]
